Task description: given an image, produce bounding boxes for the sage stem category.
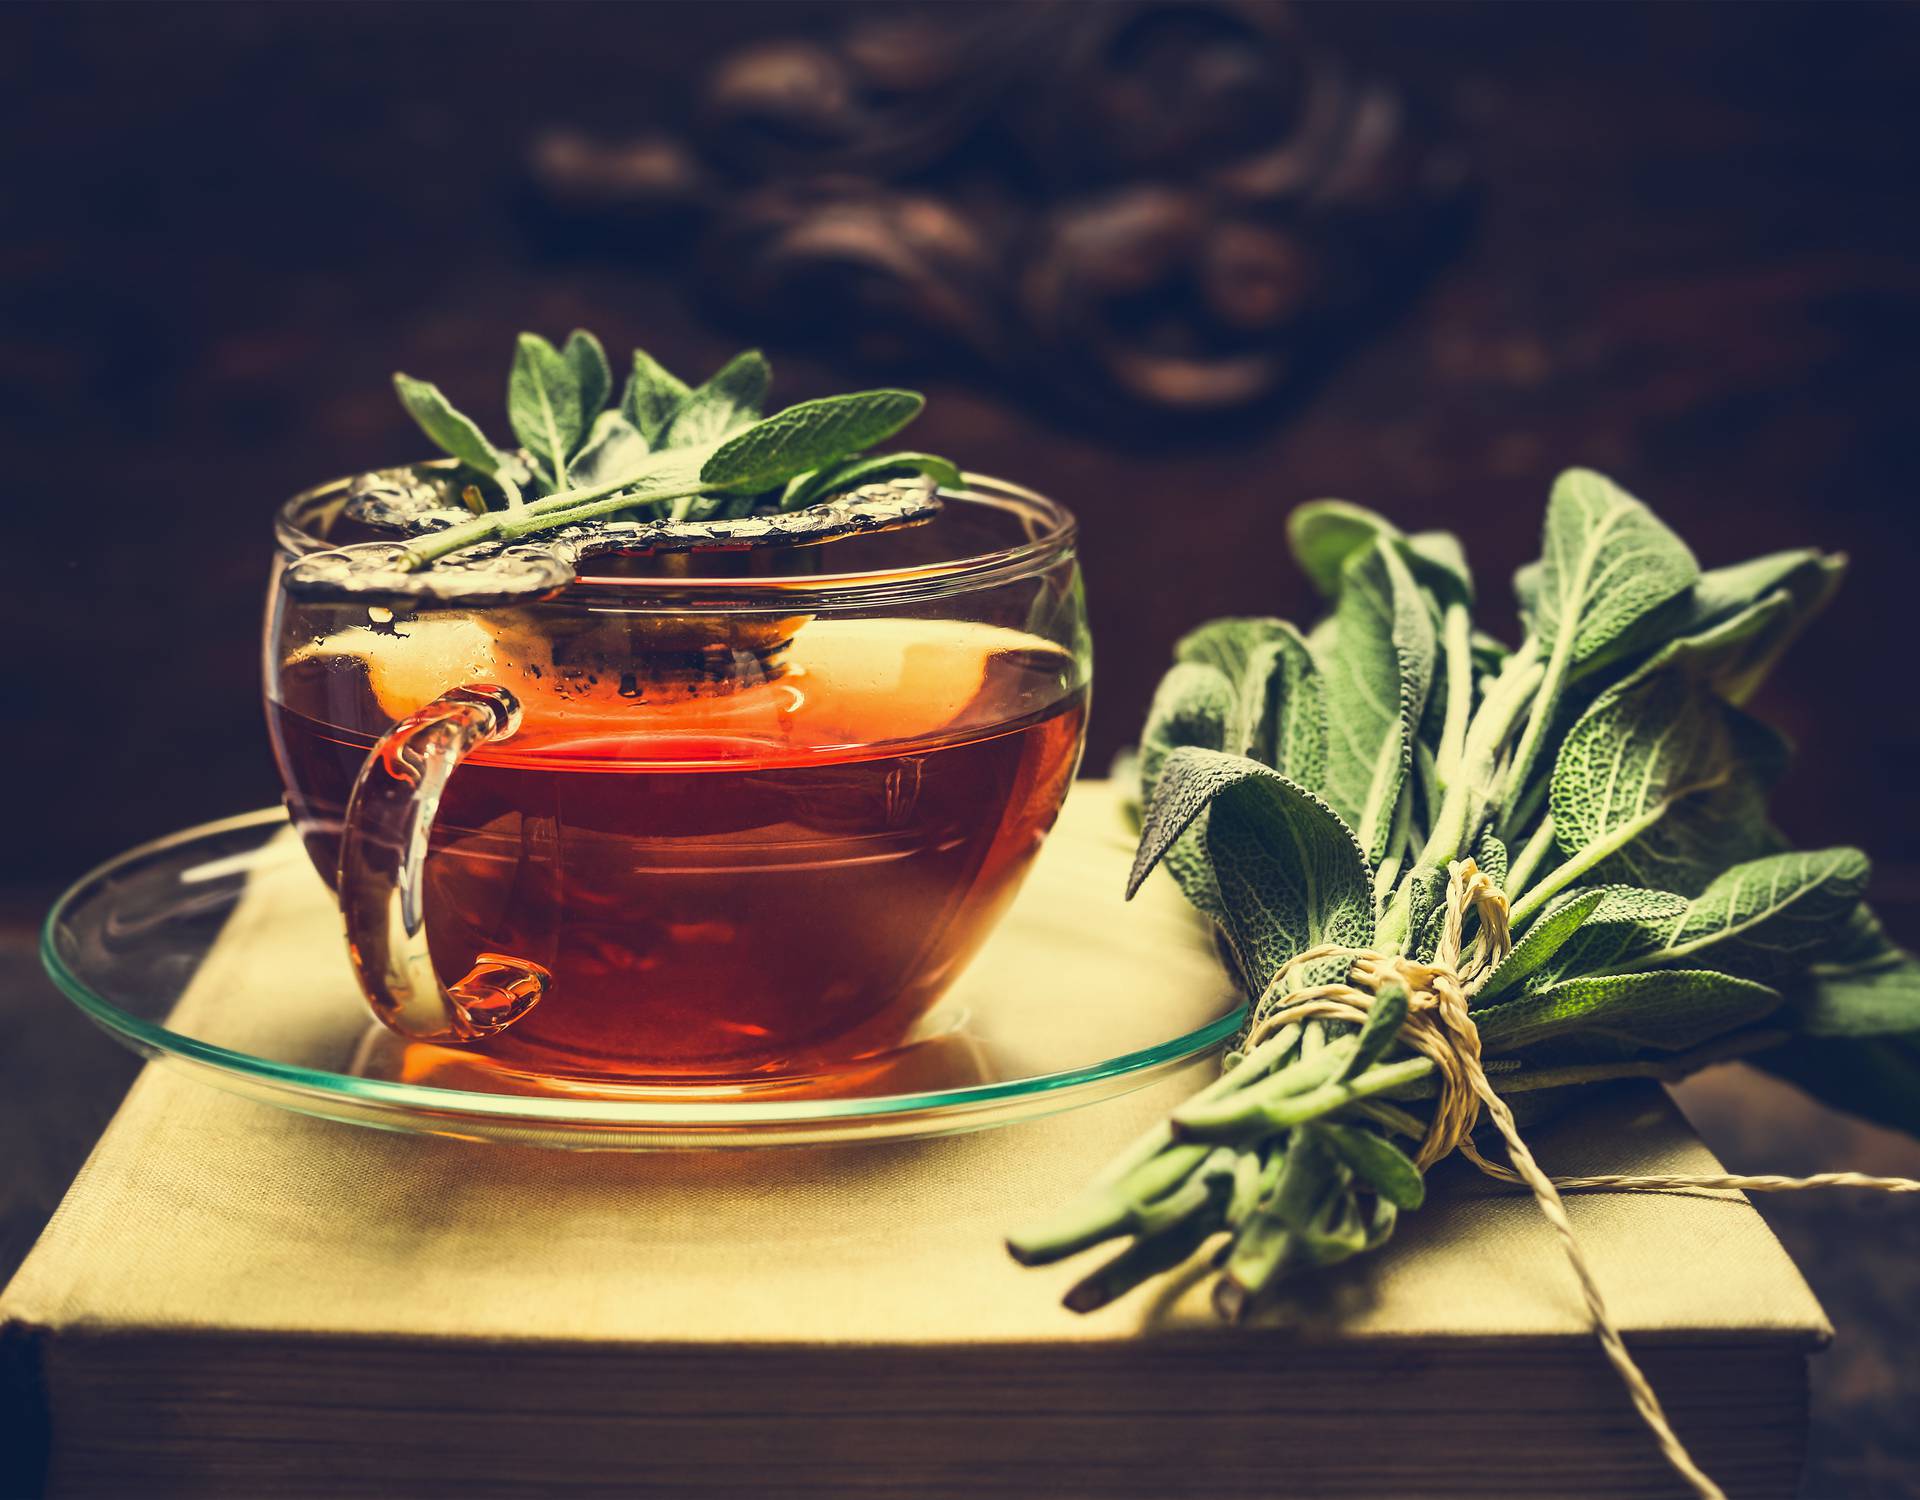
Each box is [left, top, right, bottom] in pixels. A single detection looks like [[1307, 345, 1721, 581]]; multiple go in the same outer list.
[[1415, 644, 1544, 868], [399, 436, 727, 568], [1505, 814, 1558, 900], [1508, 800, 1676, 925], [1175, 1055, 1435, 1143], [1494, 628, 1577, 836], [1435, 601, 1474, 789]]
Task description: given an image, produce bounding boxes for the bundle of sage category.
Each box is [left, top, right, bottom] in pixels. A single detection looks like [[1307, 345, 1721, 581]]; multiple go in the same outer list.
[[1009, 470, 1919, 1500]]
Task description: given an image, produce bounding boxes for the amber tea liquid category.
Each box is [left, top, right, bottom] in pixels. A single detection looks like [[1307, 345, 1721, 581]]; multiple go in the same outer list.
[[270, 619, 1084, 1085]]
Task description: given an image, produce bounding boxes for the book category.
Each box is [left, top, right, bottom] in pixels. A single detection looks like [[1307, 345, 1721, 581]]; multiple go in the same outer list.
[[2, 785, 1829, 1498]]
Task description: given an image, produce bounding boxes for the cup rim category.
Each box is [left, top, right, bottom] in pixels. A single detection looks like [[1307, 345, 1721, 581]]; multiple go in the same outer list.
[[276, 467, 1076, 613]]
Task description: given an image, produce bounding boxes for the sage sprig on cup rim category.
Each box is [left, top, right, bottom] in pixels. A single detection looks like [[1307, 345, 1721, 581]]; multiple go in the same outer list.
[[1010, 469, 1920, 1318], [384, 329, 960, 569]]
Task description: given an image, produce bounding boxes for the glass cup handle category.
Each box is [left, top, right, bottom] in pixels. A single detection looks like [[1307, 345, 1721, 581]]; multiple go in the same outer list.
[[336, 683, 552, 1043]]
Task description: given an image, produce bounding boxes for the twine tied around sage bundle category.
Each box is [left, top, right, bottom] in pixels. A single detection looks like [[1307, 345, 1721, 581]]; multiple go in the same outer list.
[[1245, 857, 1920, 1500]]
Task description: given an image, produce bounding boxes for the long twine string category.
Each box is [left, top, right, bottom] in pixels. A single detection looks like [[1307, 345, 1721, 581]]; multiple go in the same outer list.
[[1242, 857, 1920, 1500]]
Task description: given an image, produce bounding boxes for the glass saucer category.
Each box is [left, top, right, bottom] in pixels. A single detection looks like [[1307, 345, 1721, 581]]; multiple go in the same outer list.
[[41, 786, 1240, 1150]]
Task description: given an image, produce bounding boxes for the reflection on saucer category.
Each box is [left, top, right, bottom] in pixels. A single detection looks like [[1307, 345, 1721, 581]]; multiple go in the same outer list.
[[347, 1009, 997, 1102], [53, 786, 1241, 1147]]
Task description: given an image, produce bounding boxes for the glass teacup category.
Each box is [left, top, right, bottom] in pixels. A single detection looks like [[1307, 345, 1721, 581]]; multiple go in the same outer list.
[[266, 473, 1090, 1087]]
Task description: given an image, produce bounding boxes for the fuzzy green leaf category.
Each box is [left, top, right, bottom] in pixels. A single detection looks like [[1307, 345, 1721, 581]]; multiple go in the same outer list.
[[1475, 969, 1783, 1055], [1535, 887, 1691, 987], [1617, 550, 1846, 706], [1407, 531, 1475, 603], [1315, 540, 1435, 863], [1649, 847, 1871, 978], [665, 350, 773, 450], [1137, 664, 1238, 921], [1402, 865, 1450, 963], [566, 410, 652, 488], [1474, 829, 1509, 891], [392, 374, 502, 474], [702, 389, 924, 493], [621, 348, 691, 445], [1548, 669, 1783, 896], [1779, 908, 1920, 1037], [1534, 469, 1699, 676], [1318, 1122, 1425, 1210], [1288, 500, 1471, 603], [1344, 982, 1409, 1079], [1176, 617, 1291, 685], [1236, 626, 1327, 784], [1789, 959, 1920, 1038], [780, 451, 961, 511], [563, 329, 611, 435], [1686, 549, 1846, 640], [1139, 666, 1236, 798], [1131, 748, 1373, 994], [1482, 888, 1608, 1000], [507, 333, 589, 486], [1289, 500, 1393, 597]]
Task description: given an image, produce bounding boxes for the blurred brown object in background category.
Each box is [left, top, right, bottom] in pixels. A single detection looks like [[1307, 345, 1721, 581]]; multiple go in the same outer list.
[[525, 0, 1472, 418]]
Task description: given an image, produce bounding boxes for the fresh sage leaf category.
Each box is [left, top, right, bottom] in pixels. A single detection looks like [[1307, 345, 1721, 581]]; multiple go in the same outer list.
[[376, 329, 958, 584], [567, 410, 653, 489], [1533, 468, 1700, 676], [1318, 1122, 1425, 1209], [1132, 747, 1373, 994], [663, 349, 773, 449], [1644, 847, 1870, 978], [780, 451, 962, 511], [1288, 500, 1471, 603], [1343, 981, 1409, 1079], [1315, 539, 1435, 863], [1401, 864, 1450, 964], [1774, 907, 1920, 1037], [508, 333, 588, 486], [1140, 666, 1237, 800], [1407, 530, 1474, 604], [1474, 829, 1509, 890], [392, 374, 502, 475], [621, 348, 691, 445], [563, 329, 612, 438], [1138, 664, 1238, 921], [702, 389, 924, 493], [1289, 500, 1394, 597], [1529, 886, 1690, 989], [1804, 904, 1909, 977], [1235, 626, 1327, 783], [1686, 549, 1845, 641], [1546, 669, 1782, 898], [1176, 617, 1291, 685], [1016, 460, 1911, 1324], [1619, 551, 1846, 707], [1786, 954, 1920, 1038], [1482, 888, 1608, 1000], [1475, 969, 1783, 1054]]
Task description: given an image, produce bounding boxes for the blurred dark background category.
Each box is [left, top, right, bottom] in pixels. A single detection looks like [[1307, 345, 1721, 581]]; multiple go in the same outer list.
[[2, 0, 1917, 908], [2, 4, 1919, 1496]]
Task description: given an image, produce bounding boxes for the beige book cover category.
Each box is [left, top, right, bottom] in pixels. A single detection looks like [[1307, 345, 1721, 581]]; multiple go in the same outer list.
[[2, 785, 1829, 1497]]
